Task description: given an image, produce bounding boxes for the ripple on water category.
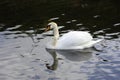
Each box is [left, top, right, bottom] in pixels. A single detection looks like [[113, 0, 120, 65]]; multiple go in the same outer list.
[[0, 1, 120, 79], [6, 25, 22, 31], [0, 21, 120, 80], [113, 23, 120, 27]]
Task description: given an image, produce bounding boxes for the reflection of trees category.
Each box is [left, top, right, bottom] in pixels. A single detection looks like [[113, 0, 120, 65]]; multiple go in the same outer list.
[[0, 0, 120, 34]]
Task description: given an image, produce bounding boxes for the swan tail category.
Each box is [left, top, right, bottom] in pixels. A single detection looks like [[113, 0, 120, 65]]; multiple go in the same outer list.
[[81, 39, 103, 48], [93, 39, 103, 44], [90, 39, 103, 46]]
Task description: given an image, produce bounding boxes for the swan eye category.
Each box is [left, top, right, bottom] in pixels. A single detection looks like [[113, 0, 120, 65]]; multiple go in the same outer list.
[[45, 25, 51, 31]]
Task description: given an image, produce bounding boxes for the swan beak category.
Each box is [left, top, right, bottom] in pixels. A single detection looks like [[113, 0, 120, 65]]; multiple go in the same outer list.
[[45, 25, 50, 32]]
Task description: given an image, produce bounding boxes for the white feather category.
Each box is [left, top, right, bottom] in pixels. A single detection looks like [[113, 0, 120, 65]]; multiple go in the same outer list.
[[46, 22, 102, 50]]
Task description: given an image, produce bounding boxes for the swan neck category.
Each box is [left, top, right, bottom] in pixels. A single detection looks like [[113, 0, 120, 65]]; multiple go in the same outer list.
[[53, 26, 59, 39], [52, 25, 59, 46]]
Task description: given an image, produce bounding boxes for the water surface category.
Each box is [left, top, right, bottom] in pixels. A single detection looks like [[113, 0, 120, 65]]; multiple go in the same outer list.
[[0, 0, 120, 80]]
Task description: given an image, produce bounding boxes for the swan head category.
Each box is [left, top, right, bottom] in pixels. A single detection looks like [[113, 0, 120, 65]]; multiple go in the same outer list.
[[45, 22, 58, 31]]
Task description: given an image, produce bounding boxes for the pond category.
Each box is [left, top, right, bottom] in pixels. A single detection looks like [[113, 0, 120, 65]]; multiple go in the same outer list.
[[0, 0, 120, 80]]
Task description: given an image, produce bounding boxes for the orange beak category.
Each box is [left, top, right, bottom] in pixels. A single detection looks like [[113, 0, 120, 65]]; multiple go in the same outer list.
[[45, 25, 50, 32]]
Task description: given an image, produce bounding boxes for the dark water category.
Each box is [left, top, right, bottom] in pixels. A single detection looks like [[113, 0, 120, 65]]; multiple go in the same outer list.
[[0, 0, 120, 80]]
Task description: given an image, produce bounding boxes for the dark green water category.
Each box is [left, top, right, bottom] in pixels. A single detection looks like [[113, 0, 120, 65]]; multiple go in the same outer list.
[[0, 0, 120, 80]]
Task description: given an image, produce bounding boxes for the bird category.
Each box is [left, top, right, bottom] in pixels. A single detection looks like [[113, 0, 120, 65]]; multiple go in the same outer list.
[[45, 22, 102, 50]]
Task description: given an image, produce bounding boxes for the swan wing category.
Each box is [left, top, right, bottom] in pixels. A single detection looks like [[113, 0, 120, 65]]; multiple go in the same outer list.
[[56, 31, 93, 48]]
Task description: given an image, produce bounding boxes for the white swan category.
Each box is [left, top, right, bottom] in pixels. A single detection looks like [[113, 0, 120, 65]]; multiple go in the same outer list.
[[45, 22, 102, 50]]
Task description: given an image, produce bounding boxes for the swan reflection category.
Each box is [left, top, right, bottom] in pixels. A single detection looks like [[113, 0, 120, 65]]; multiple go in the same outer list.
[[46, 48, 94, 70]]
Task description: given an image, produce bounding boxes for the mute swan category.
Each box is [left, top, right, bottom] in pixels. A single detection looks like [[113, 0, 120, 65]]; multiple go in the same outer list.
[[45, 22, 102, 50]]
